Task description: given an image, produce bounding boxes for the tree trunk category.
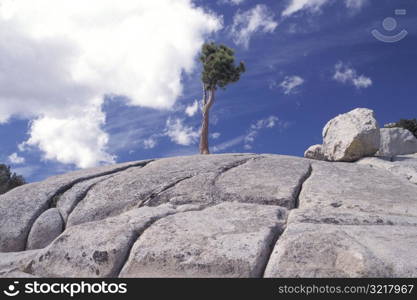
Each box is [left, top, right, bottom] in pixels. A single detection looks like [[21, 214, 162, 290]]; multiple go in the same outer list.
[[199, 88, 215, 154]]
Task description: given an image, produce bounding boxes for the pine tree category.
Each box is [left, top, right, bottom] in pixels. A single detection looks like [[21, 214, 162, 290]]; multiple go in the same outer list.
[[0, 164, 26, 195], [199, 42, 245, 154]]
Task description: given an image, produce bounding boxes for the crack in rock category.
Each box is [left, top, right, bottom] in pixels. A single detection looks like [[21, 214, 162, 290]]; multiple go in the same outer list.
[[50, 160, 154, 209], [137, 175, 194, 208], [115, 205, 209, 277], [60, 175, 115, 226], [212, 156, 262, 184], [294, 163, 313, 209], [259, 213, 289, 278], [118, 202, 287, 278]]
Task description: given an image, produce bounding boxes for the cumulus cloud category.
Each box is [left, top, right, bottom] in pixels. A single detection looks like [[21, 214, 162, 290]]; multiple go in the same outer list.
[[24, 104, 115, 168], [185, 100, 199, 117], [230, 4, 278, 48], [0, 0, 221, 167], [279, 76, 305, 95], [244, 116, 289, 149], [333, 62, 372, 89], [282, 0, 368, 16], [165, 118, 199, 146], [8, 152, 25, 164]]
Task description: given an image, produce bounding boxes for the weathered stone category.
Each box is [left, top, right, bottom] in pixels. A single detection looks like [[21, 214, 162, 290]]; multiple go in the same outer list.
[[27, 208, 64, 250], [67, 155, 310, 226], [304, 144, 325, 160], [213, 155, 311, 208], [358, 154, 417, 185], [376, 128, 417, 157], [0, 159, 151, 252], [0, 270, 36, 278], [264, 223, 417, 278], [0, 249, 39, 278], [28, 205, 178, 277], [2, 153, 417, 279], [56, 175, 113, 222], [119, 202, 287, 278], [299, 161, 417, 217], [322, 108, 380, 162], [288, 208, 417, 226]]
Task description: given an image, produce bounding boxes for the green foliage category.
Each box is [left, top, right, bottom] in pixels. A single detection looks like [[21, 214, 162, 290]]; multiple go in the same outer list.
[[392, 119, 417, 139], [0, 164, 26, 195], [200, 42, 245, 90]]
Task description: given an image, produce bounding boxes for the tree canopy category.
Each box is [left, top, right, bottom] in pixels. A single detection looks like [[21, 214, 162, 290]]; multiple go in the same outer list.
[[388, 118, 417, 139], [198, 42, 245, 155], [200, 42, 245, 90], [0, 164, 26, 195]]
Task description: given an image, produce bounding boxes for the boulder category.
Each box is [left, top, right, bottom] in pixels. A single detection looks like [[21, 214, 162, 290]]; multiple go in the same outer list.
[[376, 128, 417, 157], [304, 144, 325, 160], [27, 208, 64, 250], [322, 108, 380, 162]]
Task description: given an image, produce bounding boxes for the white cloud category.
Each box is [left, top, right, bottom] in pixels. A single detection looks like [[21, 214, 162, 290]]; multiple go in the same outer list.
[[11, 165, 38, 178], [165, 118, 199, 146], [8, 152, 25, 164], [244, 116, 289, 149], [345, 0, 368, 9], [282, 0, 328, 17], [211, 132, 221, 139], [24, 104, 115, 168], [212, 116, 290, 152], [212, 135, 245, 153], [282, 0, 368, 16], [219, 0, 245, 5], [0, 0, 221, 168], [143, 137, 158, 150], [279, 75, 305, 95], [333, 62, 372, 89], [185, 100, 199, 117], [230, 4, 278, 48]]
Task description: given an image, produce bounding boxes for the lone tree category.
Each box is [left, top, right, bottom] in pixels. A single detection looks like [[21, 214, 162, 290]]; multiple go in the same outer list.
[[199, 42, 245, 154], [0, 164, 26, 195]]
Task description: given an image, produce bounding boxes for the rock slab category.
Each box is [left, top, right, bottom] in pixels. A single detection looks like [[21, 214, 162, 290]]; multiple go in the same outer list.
[[1, 153, 417, 278], [119, 202, 287, 278], [27, 208, 64, 250]]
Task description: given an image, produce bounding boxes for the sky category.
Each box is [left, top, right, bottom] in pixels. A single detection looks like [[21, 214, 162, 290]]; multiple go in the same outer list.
[[0, 0, 416, 182]]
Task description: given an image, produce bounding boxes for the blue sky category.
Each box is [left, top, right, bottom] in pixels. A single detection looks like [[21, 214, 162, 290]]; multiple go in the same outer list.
[[0, 0, 416, 182]]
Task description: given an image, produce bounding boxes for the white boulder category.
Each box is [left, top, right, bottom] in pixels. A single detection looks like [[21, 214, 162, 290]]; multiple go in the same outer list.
[[376, 128, 417, 157], [304, 144, 325, 160], [322, 108, 380, 162]]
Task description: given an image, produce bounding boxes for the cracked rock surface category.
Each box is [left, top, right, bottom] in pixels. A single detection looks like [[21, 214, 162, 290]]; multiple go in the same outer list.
[[1, 153, 417, 277]]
